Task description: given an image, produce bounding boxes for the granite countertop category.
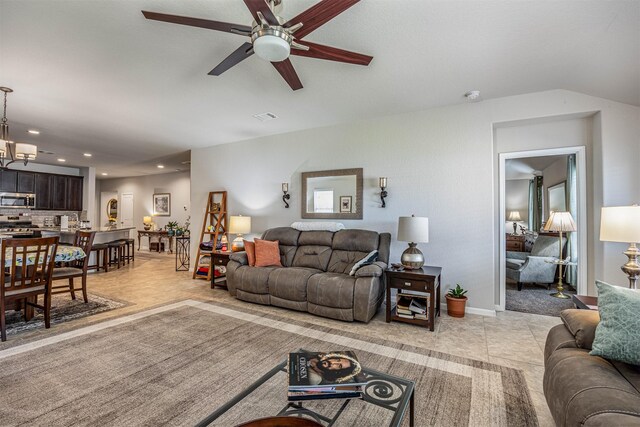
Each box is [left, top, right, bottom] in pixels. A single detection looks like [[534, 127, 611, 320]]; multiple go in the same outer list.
[[40, 226, 136, 234]]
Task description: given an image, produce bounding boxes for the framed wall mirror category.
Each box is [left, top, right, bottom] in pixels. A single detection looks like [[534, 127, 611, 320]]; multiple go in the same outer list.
[[107, 198, 118, 222], [547, 181, 567, 216], [301, 168, 363, 219]]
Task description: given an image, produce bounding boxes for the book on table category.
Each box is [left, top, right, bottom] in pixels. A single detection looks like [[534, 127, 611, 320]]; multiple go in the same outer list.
[[287, 351, 366, 401], [396, 293, 429, 319]]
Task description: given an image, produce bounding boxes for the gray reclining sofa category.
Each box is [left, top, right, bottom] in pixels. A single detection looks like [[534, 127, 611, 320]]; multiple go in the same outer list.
[[226, 227, 391, 322], [544, 309, 640, 426]]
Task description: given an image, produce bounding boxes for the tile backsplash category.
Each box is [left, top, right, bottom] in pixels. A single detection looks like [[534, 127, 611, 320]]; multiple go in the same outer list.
[[0, 209, 86, 226]]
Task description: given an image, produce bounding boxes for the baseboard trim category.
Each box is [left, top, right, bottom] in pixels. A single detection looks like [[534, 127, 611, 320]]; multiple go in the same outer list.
[[440, 303, 496, 317]]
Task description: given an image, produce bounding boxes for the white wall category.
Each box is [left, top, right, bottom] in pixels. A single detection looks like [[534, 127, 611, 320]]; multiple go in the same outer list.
[[190, 89, 640, 312], [505, 179, 529, 230], [98, 171, 191, 240]]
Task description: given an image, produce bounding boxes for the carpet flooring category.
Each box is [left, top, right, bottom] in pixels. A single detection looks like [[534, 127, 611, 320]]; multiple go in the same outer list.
[[3, 293, 126, 337], [506, 282, 575, 317], [0, 300, 538, 426]]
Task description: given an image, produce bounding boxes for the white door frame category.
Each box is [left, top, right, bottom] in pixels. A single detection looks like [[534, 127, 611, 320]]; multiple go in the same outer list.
[[498, 146, 587, 311], [120, 192, 134, 238]]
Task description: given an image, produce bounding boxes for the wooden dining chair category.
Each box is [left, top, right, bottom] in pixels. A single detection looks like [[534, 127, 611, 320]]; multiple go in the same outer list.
[[0, 236, 60, 341], [51, 231, 96, 303]]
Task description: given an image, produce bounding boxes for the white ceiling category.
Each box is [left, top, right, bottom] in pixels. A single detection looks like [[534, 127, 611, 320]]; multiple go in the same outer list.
[[0, 0, 638, 178], [505, 155, 568, 180]]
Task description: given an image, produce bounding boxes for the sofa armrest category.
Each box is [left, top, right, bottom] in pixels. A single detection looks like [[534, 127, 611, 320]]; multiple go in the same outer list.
[[506, 251, 529, 261], [355, 261, 387, 278], [229, 251, 248, 265], [560, 309, 600, 350]]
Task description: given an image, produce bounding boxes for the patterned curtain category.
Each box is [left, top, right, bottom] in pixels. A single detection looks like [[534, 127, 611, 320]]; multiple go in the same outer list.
[[566, 154, 578, 286], [528, 176, 543, 232]]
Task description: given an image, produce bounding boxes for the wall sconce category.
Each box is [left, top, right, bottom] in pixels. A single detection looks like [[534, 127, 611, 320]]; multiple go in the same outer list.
[[379, 177, 388, 208], [282, 182, 290, 208]]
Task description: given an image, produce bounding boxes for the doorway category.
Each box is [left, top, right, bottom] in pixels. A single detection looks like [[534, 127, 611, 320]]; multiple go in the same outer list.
[[121, 193, 134, 232], [498, 147, 587, 315]]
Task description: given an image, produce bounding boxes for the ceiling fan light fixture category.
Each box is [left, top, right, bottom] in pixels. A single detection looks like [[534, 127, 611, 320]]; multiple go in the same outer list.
[[252, 29, 292, 62]]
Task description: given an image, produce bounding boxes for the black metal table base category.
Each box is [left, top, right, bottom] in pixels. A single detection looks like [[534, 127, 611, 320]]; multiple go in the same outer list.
[[175, 236, 190, 271]]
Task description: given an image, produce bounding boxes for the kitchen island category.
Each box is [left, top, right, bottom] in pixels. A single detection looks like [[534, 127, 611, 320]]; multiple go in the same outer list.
[[41, 226, 135, 244]]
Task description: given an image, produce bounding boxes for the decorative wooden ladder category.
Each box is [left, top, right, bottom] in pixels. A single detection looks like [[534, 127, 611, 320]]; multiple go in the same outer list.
[[192, 191, 228, 280]]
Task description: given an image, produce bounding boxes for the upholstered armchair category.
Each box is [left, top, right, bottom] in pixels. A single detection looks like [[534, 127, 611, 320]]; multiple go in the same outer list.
[[506, 235, 567, 291]]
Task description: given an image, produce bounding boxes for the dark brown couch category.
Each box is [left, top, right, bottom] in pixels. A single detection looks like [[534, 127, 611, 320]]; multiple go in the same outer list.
[[544, 309, 640, 426], [225, 227, 391, 322]]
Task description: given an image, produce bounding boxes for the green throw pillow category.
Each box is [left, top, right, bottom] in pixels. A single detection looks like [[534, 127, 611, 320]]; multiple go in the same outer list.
[[590, 281, 640, 365]]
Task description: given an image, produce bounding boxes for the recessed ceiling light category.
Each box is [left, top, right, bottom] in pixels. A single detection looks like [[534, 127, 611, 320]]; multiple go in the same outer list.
[[101, 172, 108, 176], [83, 153, 92, 157], [57, 158, 66, 162], [157, 164, 164, 169], [27, 130, 40, 135]]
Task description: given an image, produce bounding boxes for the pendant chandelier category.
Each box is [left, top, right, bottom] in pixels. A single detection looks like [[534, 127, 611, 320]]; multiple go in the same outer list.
[[0, 87, 37, 168]]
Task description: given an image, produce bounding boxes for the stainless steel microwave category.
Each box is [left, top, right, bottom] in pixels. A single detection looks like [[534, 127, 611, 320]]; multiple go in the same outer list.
[[0, 193, 36, 209]]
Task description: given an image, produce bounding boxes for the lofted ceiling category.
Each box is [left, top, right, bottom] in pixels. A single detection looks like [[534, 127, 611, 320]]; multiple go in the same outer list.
[[0, 0, 638, 178]]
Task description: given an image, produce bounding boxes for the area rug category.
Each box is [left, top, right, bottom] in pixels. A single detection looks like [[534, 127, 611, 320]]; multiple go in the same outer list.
[[0, 300, 538, 426], [506, 282, 575, 317], [3, 294, 126, 337]]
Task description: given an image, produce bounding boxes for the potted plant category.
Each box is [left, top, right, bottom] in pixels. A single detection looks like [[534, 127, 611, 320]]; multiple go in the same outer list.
[[167, 221, 178, 236], [445, 284, 468, 318]]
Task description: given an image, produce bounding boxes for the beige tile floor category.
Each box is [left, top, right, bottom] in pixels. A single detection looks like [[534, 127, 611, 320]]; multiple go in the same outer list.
[[0, 251, 561, 426]]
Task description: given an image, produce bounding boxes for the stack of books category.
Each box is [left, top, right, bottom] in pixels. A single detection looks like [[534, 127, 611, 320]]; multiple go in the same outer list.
[[287, 351, 367, 401], [396, 294, 428, 320]]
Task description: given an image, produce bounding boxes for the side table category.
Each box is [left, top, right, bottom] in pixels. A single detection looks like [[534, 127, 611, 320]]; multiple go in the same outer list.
[[210, 251, 232, 289], [175, 236, 190, 271], [572, 294, 598, 310], [385, 266, 442, 331]]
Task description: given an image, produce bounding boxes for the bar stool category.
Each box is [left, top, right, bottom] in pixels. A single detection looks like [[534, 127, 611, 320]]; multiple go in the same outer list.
[[88, 242, 109, 272], [119, 238, 135, 264], [107, 240, 126, 269]]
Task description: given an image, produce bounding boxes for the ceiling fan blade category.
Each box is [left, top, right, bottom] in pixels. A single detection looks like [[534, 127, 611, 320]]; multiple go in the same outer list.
[[271, 59, 303, 90], [208, 43, 255, 76], [243, 0, 279, 26], [142, 11, 251, 35], [284, 0, 360, 39], [292, 41, 372, 66]]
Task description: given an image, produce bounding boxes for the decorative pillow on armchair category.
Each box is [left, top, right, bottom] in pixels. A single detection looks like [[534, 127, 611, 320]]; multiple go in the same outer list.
[[590, 281, 640, 365], [349, 250, 378, 276]]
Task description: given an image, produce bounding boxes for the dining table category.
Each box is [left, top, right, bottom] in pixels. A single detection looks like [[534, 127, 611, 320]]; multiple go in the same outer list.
[[3, 245, 86, 267]]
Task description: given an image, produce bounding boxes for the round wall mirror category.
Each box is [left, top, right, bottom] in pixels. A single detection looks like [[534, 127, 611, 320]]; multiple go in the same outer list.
[[107, 198, 118, 222]]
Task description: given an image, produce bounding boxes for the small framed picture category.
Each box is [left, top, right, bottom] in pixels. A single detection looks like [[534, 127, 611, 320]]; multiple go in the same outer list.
[[340, 196, 352, 213], [153, 193, 171, 216], [212, 202, 221, 213]]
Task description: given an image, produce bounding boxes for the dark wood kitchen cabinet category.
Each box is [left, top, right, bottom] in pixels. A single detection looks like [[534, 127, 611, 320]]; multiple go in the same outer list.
[[51, 175, 68, 210], [17, 171, 35, 193], [35, 173, 53, 209], [0, 170, 17, 192], [66, 176, 83, 211]]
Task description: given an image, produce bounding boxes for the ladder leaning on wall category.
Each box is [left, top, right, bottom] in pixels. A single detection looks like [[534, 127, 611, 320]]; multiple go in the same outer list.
[[192, 191, 227, 280]]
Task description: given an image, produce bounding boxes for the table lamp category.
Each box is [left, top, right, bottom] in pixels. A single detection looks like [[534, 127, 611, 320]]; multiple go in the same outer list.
[[397, 215, 429, 269], [229, 215, 251, 252], [143, 216, 152, 231], [599, 205, 640, 289], [508, 211, 522, 235], [543, 211, 577, 298]]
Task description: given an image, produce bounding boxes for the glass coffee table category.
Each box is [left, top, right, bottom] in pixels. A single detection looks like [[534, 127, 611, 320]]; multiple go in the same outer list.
[[196, 356, 415, 427]]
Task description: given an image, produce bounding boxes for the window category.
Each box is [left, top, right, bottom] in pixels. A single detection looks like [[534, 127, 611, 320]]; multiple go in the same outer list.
[[313, 189, 334, 213]]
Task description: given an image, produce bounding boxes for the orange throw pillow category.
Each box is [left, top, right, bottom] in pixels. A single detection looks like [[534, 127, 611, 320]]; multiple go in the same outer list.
[[254, 239, 282, 267], [243, 239, 256, 266]]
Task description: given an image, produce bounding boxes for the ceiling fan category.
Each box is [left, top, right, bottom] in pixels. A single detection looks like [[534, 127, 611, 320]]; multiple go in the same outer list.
[[142, 0, 373, 91]]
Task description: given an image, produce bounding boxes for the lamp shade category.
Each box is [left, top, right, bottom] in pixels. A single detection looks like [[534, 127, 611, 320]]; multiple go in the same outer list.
[[508, 211, 522, 221], [143, 216, 152, 224], [600, 206, 640, 243], [15, 142, 37, 159], [397, 216, 429, 243], [229, 215, 251, 234], [544, 211, 577, 232]]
